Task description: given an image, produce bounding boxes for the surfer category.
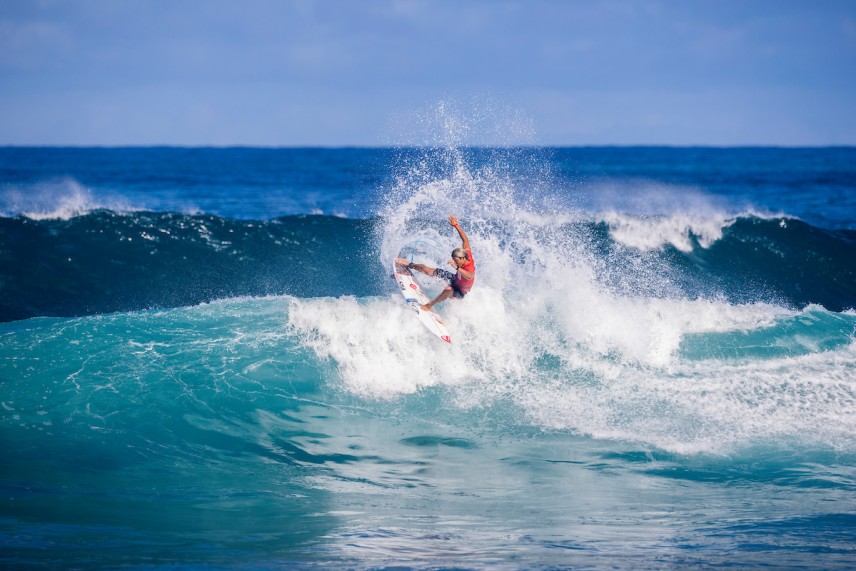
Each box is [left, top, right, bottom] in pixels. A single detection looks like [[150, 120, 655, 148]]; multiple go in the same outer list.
[[397, 215, 475, 311]]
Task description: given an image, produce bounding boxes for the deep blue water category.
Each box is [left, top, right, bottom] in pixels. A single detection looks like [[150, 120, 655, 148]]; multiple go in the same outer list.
[[1, 146, 855, 569]]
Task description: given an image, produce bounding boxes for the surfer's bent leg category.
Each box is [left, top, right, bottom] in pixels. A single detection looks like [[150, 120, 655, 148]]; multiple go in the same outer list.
[[420, 268, 460, 310], [423, 286, 454, 311]]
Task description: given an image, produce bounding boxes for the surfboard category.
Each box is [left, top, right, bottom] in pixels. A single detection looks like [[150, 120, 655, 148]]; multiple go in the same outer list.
[[392, 258, 452, 344]]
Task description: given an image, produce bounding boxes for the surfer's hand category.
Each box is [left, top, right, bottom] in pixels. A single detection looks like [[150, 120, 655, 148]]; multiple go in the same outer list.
[[448, 215, 459, 228]]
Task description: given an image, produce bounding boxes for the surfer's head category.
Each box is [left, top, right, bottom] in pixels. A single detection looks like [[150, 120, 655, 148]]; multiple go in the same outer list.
[[451, 247, 468, 261]]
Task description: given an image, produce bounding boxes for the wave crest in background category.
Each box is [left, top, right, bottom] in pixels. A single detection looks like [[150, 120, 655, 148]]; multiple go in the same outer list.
[[1, 177, 140, 220]]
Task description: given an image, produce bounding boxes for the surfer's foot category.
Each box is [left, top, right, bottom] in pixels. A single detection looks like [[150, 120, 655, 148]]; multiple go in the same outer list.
[[394, 258, 413, 275], [421, 303, 433, 311]]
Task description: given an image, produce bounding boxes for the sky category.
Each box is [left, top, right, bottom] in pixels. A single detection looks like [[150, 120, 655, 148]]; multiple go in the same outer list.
[[1, 0, 855, 146]]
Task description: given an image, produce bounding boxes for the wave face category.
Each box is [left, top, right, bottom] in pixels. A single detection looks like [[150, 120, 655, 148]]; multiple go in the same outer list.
[[2, 144, 856, 569], [0, 212, 378, 322]]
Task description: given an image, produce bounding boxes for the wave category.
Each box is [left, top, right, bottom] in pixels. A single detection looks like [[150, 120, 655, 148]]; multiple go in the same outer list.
[[2, 208, 854, 323], [3, 147, 856, 460], [4, 144, 855, 454], [4, 296, 854, 457]]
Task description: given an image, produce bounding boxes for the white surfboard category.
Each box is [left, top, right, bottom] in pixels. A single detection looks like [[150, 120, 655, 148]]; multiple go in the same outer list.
[[392, 258, 452, 344]]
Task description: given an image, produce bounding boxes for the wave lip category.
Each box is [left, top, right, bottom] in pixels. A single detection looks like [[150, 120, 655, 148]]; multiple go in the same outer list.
[[601, 210, 732, 252]]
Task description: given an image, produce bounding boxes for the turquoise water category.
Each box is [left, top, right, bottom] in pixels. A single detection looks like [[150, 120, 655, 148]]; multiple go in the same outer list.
[[3, 297, 855, 568], [1, 145, 856, 568]]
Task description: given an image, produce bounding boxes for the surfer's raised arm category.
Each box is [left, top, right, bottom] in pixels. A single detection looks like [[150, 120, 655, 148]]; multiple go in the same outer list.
[[448, 215, 470, 251], [447, 215, 474, 281]]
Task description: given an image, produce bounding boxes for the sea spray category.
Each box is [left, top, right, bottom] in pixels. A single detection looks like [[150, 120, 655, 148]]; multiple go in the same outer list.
[[1, 177, 140, 220], [282, 138, 856, 455]]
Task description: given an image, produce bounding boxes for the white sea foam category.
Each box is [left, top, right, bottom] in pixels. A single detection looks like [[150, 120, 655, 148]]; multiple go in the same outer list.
[[288, 296, 459, 397], [288, 288, 855, 453], [520, 339, 856, 454]]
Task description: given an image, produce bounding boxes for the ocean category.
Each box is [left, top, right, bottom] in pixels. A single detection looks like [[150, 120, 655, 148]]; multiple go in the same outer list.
[[1, 145, 855, 569]]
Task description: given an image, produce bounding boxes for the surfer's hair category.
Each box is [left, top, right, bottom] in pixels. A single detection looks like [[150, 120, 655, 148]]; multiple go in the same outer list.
[[452, 248, 468, 260]]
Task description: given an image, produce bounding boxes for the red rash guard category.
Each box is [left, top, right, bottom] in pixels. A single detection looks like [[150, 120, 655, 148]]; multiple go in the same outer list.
[[453, 248, 475, 294]]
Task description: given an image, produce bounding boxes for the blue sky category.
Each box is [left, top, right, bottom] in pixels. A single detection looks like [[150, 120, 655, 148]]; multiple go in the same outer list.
[[1, 0, 855, 146]]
